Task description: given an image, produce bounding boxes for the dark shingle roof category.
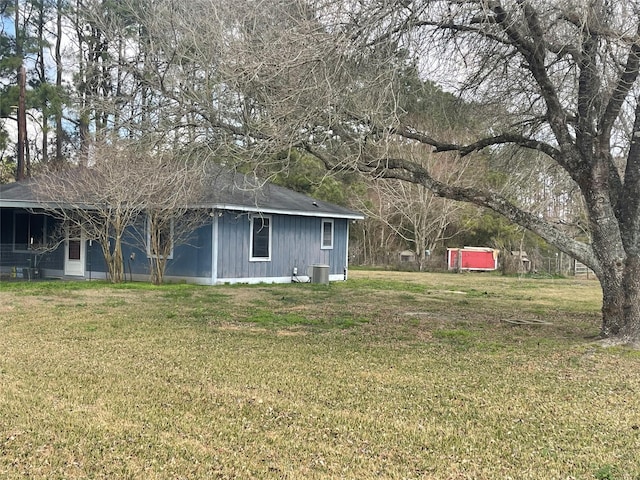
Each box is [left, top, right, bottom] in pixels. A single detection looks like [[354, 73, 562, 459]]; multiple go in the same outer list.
[[199, 169, 362, 219], [0, 180, 39, 206], [0, 169, 363, 220]]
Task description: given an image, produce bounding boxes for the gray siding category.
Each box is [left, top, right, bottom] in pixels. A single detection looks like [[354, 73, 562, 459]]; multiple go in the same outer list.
[[117, 221, 213, 279], [2, 206, 352, 283], [216, 212, 349, 281]]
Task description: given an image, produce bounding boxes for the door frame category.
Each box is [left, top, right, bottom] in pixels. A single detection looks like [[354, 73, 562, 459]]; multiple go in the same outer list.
[[64, 224, 86, 277]]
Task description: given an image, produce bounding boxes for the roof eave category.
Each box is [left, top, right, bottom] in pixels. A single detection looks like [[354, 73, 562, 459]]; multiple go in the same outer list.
[[0, 199, 56, 209], [0, 199, 365, 220], [194, 203, 365, 220]]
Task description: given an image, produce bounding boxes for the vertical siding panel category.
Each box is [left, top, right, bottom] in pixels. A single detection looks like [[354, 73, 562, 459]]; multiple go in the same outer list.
[[298, 216, 308, 272], [335, 218, 348, 274], [277, 215, 291, 275], [217, 214, 226, 278], [239, 214, 249, 279]]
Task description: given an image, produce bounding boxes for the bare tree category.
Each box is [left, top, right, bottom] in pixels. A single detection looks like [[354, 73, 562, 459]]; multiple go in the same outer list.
[[200, 0, 640, 345], [128, 154, 208, 285], [368, 181, 467, 270], [35, 141, 150, 282], [67, 0, 640, 344], [35, 139, 206, 283], [356, 147, 473, 270]]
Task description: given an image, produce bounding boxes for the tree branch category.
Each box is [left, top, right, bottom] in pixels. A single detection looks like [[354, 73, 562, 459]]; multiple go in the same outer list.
[[620, 100, 640, 254], [373, 155, 598, 271], [393, 125, 561, 160], [599, 22, 640, 140]]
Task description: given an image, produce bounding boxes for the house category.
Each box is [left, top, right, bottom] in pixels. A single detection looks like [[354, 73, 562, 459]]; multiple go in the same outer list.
[[0, 169, 364, 284], [447, 247, 499, 272]]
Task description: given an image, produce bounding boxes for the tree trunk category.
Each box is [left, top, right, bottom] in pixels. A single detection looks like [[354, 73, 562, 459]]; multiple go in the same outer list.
[[620, 256, 640, 342], [580, 155, 632, 341], [14, 1, 26, 178], [597, 258, 640, 346], [598, 266, 625, 338], [111, 237, 124, 283], [37, 0, 48, 165], [16, 65, 27, 180], [55, 0, 64, 166], [78, 110, 91, 166], [150, 255, 166, 286], [100, 236, 124, 283]]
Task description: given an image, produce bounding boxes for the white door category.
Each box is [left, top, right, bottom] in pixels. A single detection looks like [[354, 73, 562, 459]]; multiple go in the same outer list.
[[64, 225, 85, 277]]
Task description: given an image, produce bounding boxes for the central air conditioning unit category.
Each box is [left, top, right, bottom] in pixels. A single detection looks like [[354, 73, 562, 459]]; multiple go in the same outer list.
[[310, 264, 329, 284]]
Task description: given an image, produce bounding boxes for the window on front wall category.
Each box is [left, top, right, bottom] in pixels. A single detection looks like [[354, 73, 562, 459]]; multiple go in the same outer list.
[[250, 215, 271, 261], [321, 219, 334, 249], [147, 215, 174, 259], [13, 212, 46, 251]]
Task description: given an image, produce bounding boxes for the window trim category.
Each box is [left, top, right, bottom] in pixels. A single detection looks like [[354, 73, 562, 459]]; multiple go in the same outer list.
[[321, 218, 334, 250], [146, 215, 174, 259], [249, 214, 272, 262]]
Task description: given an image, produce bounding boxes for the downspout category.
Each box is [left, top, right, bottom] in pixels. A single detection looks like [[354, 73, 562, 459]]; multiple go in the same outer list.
[[211, 211, 219, 285], [344, 219, 350, 280]]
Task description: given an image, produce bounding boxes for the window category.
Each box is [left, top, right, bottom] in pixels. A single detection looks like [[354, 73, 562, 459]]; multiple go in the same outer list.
[[147, 215, 174, 259], [250, 215, 271, 261], [68, 239, 81, 260], [321, 219, 334, 249], [13, 212, 46, 251]]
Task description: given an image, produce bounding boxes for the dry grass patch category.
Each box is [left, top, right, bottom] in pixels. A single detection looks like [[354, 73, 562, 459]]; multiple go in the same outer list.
[[1, 272, 639, 479]]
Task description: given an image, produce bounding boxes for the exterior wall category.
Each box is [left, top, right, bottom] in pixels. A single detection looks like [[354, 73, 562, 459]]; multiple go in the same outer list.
[[93, 221, 214, 282], [1, 206, 353, 284], [163, 223, 213, 278], [0, 208, 214, 282], [216, 212, 349, 283]]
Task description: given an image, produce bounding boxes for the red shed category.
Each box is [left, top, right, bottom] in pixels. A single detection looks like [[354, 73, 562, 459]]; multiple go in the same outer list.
[[447, 247, 499, 271]]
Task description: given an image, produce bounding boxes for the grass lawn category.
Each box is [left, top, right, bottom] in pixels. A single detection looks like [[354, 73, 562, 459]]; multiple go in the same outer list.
[[1, 270, 639, 479]]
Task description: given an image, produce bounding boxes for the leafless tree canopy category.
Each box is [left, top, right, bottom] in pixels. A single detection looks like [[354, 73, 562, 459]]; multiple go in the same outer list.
[[212, 0, 640, 343], [35, 139, 207, 283]]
